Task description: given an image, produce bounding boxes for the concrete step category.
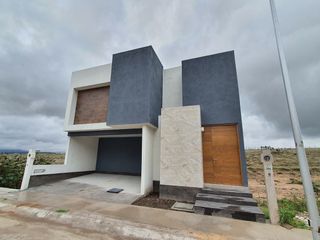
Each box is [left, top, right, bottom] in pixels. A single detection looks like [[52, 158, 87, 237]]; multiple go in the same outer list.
[[201, 185, 253, 198], [196, 193, 258, 207], [194, 200, 265, 223]]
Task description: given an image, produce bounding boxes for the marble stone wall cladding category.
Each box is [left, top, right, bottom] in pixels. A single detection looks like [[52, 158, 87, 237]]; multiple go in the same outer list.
[[160, 105, 203, 188]]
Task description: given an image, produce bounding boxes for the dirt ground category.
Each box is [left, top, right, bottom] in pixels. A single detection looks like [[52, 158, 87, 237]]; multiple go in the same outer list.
[[133, 192, 175, 209], [247, 148, 320, 202]]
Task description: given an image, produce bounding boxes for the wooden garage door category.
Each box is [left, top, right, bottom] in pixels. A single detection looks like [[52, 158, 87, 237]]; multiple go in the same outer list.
[[202, 125, 242, 186]]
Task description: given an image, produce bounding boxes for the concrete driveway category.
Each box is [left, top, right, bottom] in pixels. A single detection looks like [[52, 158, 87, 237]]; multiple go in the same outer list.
[[25, 173, 141, 204]]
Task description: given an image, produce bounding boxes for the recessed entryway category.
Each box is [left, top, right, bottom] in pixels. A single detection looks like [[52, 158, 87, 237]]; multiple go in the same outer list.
[[202, 125, 242, 186]]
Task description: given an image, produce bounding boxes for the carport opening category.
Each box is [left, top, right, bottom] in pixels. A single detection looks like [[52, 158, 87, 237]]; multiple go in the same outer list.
[[68, 136, 143, 195], [69, 136, 142, 195], [29, 134, 145, 201]]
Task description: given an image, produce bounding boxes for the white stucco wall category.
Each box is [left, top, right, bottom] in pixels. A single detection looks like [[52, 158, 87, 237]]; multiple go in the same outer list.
[[71, 64, 112, 90], [160, 105, 203, 188], [141, 125, 155, 195], [152, 67, 183, 182], [162, 66, 182, 108], [64, 137, 99, 170], [32, 137, 99, 175], [64, 64, 112, 132]]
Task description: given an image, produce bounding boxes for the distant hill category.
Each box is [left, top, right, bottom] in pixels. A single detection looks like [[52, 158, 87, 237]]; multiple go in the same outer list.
[[0, 149, 65, 154], [0, 149, 28, 154]]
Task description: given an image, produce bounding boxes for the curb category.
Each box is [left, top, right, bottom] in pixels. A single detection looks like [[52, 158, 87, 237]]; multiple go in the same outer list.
[[0, 200, 215, 240]]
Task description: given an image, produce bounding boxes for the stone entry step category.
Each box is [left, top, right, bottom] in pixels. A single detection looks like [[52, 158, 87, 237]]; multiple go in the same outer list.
[[196, 193, 258, 207], [194, 185, 265, 223], [194, 200, 265, 223], [201, 185, 253, 198]]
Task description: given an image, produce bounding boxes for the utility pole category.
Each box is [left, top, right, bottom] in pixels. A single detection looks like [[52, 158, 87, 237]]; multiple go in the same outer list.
[[269, 0, 319, 239]]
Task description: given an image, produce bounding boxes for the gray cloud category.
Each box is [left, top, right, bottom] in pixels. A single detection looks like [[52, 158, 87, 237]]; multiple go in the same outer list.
[[0, 115, 66, 152], [0, 0, 319, 151]]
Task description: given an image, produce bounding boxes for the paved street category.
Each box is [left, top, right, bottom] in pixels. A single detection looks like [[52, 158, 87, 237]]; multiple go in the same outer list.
[[0, 213, 116, 240], [0, 187, 312, 240]]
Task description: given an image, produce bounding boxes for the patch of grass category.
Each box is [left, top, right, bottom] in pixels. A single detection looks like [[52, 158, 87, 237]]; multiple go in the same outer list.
[[259, 197, 309, 229], [55, 208, 69, 213], [278, 197, 307, 229], [260, 203, 270, 220]]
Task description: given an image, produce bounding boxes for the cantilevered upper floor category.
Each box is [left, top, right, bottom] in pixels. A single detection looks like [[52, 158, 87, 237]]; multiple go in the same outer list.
[[64, 46, 163, 132]]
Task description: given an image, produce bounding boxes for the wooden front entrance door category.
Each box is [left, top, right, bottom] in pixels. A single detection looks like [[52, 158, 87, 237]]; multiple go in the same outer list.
[[202, 125, 242, 186]]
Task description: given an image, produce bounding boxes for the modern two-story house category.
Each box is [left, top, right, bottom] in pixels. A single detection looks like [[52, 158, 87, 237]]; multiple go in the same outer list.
[[30, 46, 250, 205]]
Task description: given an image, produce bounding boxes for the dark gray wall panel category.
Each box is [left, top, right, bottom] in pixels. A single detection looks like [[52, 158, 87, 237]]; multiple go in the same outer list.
[[182, 51, 241, 125], [107, 46, 163, 127], [96, 137, 142, 175], [159, 185, 201, 203], [149, 50, 163, 126], [182, 51, 248, 185]]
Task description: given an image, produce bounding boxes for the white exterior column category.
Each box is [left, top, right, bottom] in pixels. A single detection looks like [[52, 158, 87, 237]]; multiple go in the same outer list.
[[141, 125, 155, 195]]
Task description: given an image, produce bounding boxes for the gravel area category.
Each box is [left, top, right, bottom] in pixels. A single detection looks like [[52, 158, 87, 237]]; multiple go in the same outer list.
[[132, 192, 175, 209]]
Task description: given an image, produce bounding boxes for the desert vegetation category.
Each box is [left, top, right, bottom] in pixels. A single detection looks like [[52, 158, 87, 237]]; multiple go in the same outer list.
[[247, 148, 320, 228], [0, 153, 64, 189]]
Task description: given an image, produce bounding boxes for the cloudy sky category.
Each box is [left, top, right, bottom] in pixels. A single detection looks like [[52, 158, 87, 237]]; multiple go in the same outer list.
[[0, 0, 319, 152]]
